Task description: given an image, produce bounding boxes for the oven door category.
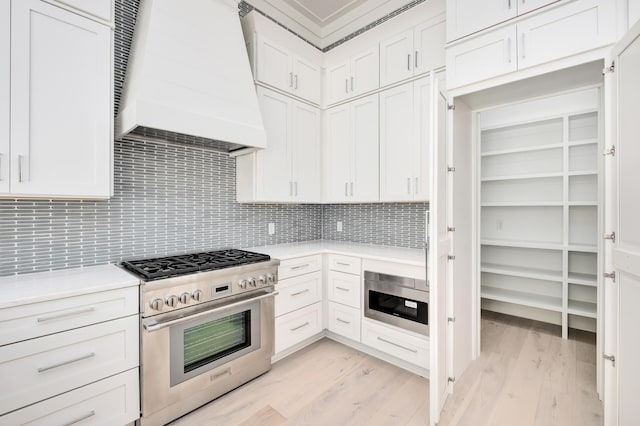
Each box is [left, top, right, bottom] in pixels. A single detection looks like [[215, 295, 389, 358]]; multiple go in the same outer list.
[[364, 279, 429, 335]]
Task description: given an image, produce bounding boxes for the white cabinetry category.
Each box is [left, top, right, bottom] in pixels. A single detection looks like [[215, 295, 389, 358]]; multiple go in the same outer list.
[[379, 77, 431, 201], [325, 46, 379, 105], [361, 318, 429, 368], [380, 14, 446, 87], [1, 0, 112, 199], [45, 0, 113, 24], [236, 87, 321, 203], [254, 34, 321, 104], [326, 254, 362, 342], [324, 94, 379, 202]]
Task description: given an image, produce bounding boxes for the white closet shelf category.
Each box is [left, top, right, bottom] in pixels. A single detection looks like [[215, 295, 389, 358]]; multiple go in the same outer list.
[[481, 172, 564, 182], [568, 272, 598, 286], [481, 286, 562, 312], [568, 201, 597, 206], [481, 263, 562, 282], [481, 239, 564, 251], [568, 139, 598, 147], [567, 300, 597, 318], [481, 201, 564, 207], [480, 143, 564, 157], [568, 170, 598, 177]]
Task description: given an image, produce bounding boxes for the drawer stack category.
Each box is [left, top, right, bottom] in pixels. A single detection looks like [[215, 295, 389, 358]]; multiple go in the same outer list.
[[326, 254, 362, 342]]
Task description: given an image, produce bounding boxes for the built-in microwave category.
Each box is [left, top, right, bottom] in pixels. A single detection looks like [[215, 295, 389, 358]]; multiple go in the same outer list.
[[364, 271, 429, 335]]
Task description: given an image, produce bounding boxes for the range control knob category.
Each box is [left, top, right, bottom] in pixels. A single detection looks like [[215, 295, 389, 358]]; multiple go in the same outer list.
[[239, 279, 249, 289], [249, 278, 257, 287], [178, 292, 191, 304], [192, 290, 203, 302], [257, 275, 266, 286], [165, 295, 179, 308], [149, 297, 164, 311], [266, 273, 276, 284]]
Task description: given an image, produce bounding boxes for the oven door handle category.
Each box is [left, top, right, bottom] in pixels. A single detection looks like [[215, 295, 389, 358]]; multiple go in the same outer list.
[[143, 291, 279, 332]]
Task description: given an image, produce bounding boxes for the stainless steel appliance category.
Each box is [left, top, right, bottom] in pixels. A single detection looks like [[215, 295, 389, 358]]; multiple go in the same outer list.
[[364, 271, 429, 335], [122, 249, 279, 426]]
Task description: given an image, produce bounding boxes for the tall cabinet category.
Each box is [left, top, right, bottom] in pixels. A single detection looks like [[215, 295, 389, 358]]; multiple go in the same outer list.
[[479, 88, 601, 338]]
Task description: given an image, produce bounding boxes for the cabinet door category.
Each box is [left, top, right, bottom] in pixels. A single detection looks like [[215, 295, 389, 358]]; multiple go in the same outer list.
[[48, 0, 113, 23], [517, 0, 616, 71], [414, 77, 431, 201], [255, 88, 291, 201], [0, 0, 9, 195], [379, 29, 414, 87], [447, 0, 517, 41], [324, 104, 352, 202], [379, 82, 415, 201], [351, 46, 379, 97], [518, 0, 560, 15], [293, 55, 321, 104], [256, 35, 292, 93], [414, 16, 446, 73], [325, 61, 350, 105], [291, 100, 321, 202], [351, 94, 379, 202], [10, 0, 111, 198], [446, 25, 517, 89]]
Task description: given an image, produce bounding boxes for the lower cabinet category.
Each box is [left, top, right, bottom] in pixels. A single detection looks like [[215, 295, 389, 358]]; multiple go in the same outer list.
[[361, 318, 429, 368], [275, 302, 323, 354], [327, 302, 360, 341]]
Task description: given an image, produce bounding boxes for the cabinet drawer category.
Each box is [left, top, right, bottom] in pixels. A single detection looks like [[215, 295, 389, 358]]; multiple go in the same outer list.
[[327, 270, 361, 309], [327, 302, 361, 342], [327, 254, 361, 275], [0, 286, 138, 346], [275, 271, 322, 317], [46, 0, 113, 24], [278, 255, 322, 280], [361, 319, 429, 368], [0, 315, 139, 415], [0, 368, 139, 425], [275, 302, 322, 354]]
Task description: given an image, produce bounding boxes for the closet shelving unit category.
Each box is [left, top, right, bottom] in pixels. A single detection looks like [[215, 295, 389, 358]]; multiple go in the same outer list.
[[479, 95, 600, 338]]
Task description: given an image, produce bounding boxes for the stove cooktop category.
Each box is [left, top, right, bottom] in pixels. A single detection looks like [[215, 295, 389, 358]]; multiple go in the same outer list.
[[121, 249, 271, 281]]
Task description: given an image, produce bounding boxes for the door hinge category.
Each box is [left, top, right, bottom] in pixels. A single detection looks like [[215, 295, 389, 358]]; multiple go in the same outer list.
[[603, 232, 616, 243], [603, 145, 615, 157], [603, 353, 616, 366], [447, 166, 456, 172], [447, 226, 456, 232], [447, 255, 456, 261], [602, 61, 615, 75], [448, 104, 456, 110], [447, 317, 456, 323], [604, 271, 616, 282], [448, 377, 456, 383]]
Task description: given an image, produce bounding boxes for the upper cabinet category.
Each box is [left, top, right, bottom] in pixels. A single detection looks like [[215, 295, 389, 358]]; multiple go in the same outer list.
[[380, 14, 446, 87], [1, 0, 112, 199], [253, 34, 322, 105], [43, 0, 113, 24], [236, 87, 321, 203], [325, 46, 379, 106], [447, 0, 558, 41]]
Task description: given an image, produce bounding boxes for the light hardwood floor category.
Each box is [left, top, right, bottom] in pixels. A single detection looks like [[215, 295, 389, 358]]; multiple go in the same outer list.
[[439, 310, 603, 426], [171, 311, 602, 426]]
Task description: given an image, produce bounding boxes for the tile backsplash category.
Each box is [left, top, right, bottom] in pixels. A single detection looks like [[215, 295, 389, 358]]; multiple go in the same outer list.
[[0, 0, 427, 277]]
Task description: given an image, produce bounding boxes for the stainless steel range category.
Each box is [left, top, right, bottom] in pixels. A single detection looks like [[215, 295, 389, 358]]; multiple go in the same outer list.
[[122, 249, 279, 426]]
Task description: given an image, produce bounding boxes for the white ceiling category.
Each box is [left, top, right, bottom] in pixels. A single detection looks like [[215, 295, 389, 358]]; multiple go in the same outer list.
[[244, 0, 417, 48]]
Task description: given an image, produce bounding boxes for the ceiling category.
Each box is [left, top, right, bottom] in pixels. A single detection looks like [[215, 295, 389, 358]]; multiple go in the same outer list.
[[244, 0, 417, 49]]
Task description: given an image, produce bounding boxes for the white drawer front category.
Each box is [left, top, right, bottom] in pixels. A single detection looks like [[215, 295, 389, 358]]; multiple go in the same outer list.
[[278, 255, 322, 280], [327, 270, 361, 309], [327, 254, 361, 275], [275, 271, 322, 317], [0, 368, 139, 425], [0, 286, 138, 346], [275, 302, 322, 354], [0, 315, 139, 415], [361, 319, 429, 368], [328, 302, 361, 342], [46, 0, 113, 23]]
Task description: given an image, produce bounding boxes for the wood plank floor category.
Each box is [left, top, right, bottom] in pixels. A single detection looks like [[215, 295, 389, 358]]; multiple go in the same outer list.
[[171, 311, 602, 425], [439, 310, 603, 426]]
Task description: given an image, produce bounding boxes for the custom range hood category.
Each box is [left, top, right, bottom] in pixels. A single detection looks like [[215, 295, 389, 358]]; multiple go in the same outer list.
[[116, 0, 266, 154]]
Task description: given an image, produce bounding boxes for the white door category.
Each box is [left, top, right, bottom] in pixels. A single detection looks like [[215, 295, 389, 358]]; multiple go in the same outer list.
[[429, 75, 452, 426], [0, 0, 9, 194], [604, 20, 640, 425], [292, 55, 321, 104], [413, 77, 431, 201], [351, 94, 379, 202], [324, 104, 351, 202], [379, 29, 414, 87], [325, 61, 350, 105], [255, 88, 291, 201], [379, 82, 414, 201], [414, 17, 446, 73], [447, 0, 516, 41], [290, 101, 321, 202], [350, 46, 379, 97], [256, 35, 292, 93], [10, 0, 111, 198]]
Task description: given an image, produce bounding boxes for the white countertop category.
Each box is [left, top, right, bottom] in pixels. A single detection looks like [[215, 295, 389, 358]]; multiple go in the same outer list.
[[0, 264, 140, 309], [246, 240, 426, 267]]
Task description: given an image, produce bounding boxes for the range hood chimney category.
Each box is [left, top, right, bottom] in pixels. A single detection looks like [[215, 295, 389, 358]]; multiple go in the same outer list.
[[116, 0, 266, 154]]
